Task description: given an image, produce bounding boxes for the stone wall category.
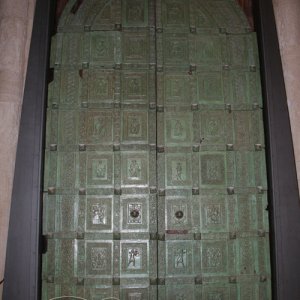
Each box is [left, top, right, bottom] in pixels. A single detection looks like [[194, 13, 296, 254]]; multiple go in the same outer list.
[[273, 0, 300, 189], [0, 0, 36, 298]]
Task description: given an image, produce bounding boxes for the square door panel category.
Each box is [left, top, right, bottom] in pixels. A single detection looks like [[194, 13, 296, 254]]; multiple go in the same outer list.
[[123, 32, 149, 63], [166, 154, 192, 187], [80, 110, 113, 145], [166, 241, 194, 276], [61, 33, 83, 66], [89, 32, 117, 65], [162, 0, 189, 28], [165, 113, 192, 145], [85, 197, 113, 232], [58, 110, 78, 146], [122, 0, 148, 27], [195, 34, 223, 66], [166, 285, 195, 300], [121, 196, 149, 232], [201, 240, 228, 275], [163, 34, 189, 65], [200, 153, 226, 187], [86, 70, 115, 104], [85, 241, 113, 276], [200, 195, 227, 233], [121, 152, 149, 186], [166, 197, 192, 231], [86, 152, 114, 187], [164, 73, 193, 105], [58, 152, 77, 189], [122, 111, 148, 143], [121, 241, 149, 276], [198, 72, 224, 104], [122, 71, 148, 103]]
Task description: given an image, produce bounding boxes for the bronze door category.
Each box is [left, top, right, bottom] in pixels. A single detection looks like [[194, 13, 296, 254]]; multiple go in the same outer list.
[[42, 1, 271, 299]]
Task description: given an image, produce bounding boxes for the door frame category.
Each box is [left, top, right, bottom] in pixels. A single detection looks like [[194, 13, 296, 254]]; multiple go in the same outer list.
[[4, 0, 300, 299]]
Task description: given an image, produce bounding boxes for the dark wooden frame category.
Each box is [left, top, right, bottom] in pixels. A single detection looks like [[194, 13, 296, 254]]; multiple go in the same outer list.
[[3, 0, 300, 299]]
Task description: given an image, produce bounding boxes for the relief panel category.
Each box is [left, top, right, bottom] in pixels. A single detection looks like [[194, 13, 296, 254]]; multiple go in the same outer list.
[[201, 241, 228, 275], [200, 195, 227, 233], [86, 242, 113, 276], [59, 152, 77, 189], [198, 72, 224, 103], [86, 197, 112, 232], [121, 242, 148, 275], [196, 35, 222, 66], [58, 110, 78, 145], [80, 111, 113, 145], [200, 153, 226, 187], [166, 241, 193, 276], [122, 111, 148, 143], [200, 110, 226, 146], [166, 154, 192, 187], [59, 70, 81, 106], [90, 32, 116, 65], [123, 0, 148, 27], [162, 0, 189, 27], [86, 152, 113, 187], [61, 33, 83, 66], [202, 285, 229, 300], [164, 34, 189, 65], [166, 285, 195, 300], [122, 287, 149, 300], [165, 113, 192, 145], [164, 74, 191, 104], [166, 198, 192, 231], [87, 71, 115, 103], [123, 32, 149, 63], [122, 72, 148, 103], [121, 196, 149, 232], [121, 152, 148, 186]]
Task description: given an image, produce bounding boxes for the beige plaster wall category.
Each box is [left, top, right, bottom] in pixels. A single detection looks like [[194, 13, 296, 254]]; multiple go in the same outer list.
[[273, 0, 300, 189], [0, 0, 36, 298]]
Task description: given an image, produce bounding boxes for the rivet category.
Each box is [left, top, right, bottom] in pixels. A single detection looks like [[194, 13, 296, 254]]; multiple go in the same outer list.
[[226, 144, 234, 151], [150, 186, 157, 194], [150, 233, 157, 240], [82, 62, 89, 69], [229, 276, 237, 283], [113, 233, 121, 240], [79, 144, 86, 151], [257, 186, 264, 194], [229, 232, 237, 240], [190, 64, 196, 72], [227, 187, 235, 195], [158, 278, 165, 285], [255, 144, 263, 151], [253, 103, 260, 110], [250, 65, 256, 72], [190, 27, 196, 33], [195, 276, 202, 284], [226, 103, 232, 113], [114, 63, 122, 70], [84, 25, 91, 31], [223, 64, 230, 71], [258, 229, 265, 237], [158, 189, 165, 196], [158, 234, 165, 241], [191, 103, 199, 111], [192, 188, 199, 195], [219, 27, 227, 34], [194, 233, 201, 240], [156, 27, 163, 33], [115, 23, 122, 31], [77, 277, 84, 285], [113, 277, 120, 285], [50, 144, 57, 151], [193, 145, 200, 152], [157, 65, 163, 72], [149, 102, 156, 110], [149, 144, 156, 151], [79, 188, 86, 195], [48, 187, 56, 195], [113, 144, 120, 152], [52, 102, 58, 109], [47, 275, 54, 283], [157, 145, 165, 153], [81, 101, 88, 108], [157, 105, 164, 112], [260, 275, 267, 282], [150, 278, 158, 285], [76, 232, 84, 240], [114, 188, 122, 195]]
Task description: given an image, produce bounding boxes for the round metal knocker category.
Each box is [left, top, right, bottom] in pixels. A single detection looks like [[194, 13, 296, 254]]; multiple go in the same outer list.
[[175, 210, 184, 219], [130, 209, 140, 218]]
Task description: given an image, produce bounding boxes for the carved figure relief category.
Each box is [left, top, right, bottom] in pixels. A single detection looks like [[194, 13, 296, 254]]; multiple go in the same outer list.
[[175, 249, 187, 268], [127, 248, 141, 269], [126, 1, 144, 23], [92, 159, 108, 180], [172, 161, 186, 182], [128, 159, 142, 179], [91, 247, 108, 270], [128, 116, 142, 137], [206, 204, 221, 225], [92, 204, 107, 225], [166, 3, 184, 24], [93, 116, 107, 137]]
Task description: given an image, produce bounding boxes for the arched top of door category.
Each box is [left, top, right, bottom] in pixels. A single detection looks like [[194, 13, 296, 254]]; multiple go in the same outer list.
[[55, 0, 253, 33]]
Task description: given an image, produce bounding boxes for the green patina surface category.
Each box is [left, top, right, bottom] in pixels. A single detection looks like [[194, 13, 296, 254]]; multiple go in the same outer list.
[[43, 0, 271, 299]]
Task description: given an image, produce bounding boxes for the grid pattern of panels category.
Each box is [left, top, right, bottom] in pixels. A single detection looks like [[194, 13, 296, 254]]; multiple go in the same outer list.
[[43, 0, 271, 299], [43, 1, 157, 299], [156, 0, 271, 299]]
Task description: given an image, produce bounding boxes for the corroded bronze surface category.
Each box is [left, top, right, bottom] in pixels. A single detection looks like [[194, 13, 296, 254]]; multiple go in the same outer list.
[[43, 1, 271, 299]]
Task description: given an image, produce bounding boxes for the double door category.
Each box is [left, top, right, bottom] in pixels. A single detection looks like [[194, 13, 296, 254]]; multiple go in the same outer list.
[[42, 0, 271, 299]]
